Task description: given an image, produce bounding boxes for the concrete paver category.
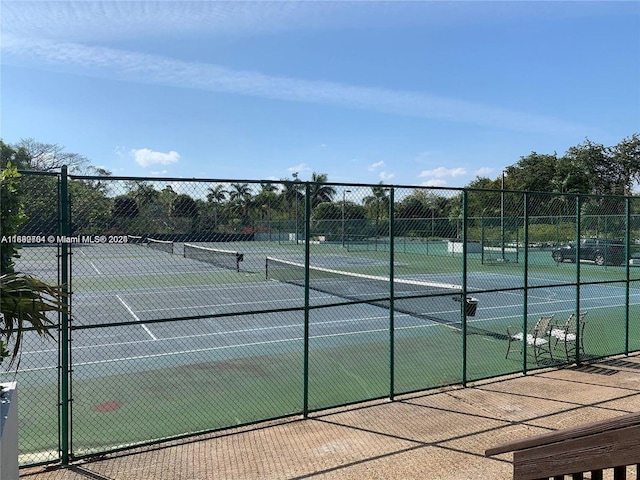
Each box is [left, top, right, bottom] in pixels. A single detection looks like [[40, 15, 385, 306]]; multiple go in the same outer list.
[[20, 353, 640, 480]]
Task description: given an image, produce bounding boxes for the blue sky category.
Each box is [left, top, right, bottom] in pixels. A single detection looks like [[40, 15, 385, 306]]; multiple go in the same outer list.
[[1, 1, 639, 188]]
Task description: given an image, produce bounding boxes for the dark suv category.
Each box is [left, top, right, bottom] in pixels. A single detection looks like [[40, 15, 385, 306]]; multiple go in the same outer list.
[[551, 238, 625, 266]]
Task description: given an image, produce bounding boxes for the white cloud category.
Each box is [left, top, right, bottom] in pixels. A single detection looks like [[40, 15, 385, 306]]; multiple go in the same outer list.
[[379, 171, 395, 181], [5, 2, 421, 44], [288, 164, 309, 178], [420, 179, 448, 187], [1, 35, 591, 136], [475, 167, 494, 177], [369, 161, 385, 171], [114, 146, 127, 158], [418, 167, 467, 178], [132, 148, 180, 168], [2, 2, 621, 43]]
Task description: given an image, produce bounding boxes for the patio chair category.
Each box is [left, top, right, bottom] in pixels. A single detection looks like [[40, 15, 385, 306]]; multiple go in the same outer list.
[[506, 314, 555, 364], [550, 312, 587, 361]]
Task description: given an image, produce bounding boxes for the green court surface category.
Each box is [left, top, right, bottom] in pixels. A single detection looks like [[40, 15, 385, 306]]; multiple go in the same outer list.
[[8, 240, 640, 461]]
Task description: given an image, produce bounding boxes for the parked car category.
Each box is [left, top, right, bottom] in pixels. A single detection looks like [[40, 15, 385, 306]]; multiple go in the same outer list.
[[551, 238, 625, 266]]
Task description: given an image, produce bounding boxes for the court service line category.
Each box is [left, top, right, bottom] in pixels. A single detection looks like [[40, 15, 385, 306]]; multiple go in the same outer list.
[[60, 313, 399, 352], [134, 296, 313, 314], [116, 295, 158, 341], [69, 320, 467, 368]]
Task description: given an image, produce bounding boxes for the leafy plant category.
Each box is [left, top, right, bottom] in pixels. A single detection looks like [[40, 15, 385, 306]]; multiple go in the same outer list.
[[0, 163, 27, 273], [0, 273, 64, 366]]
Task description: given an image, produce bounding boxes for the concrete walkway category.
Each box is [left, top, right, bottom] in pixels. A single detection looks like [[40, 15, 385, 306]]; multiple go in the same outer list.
[[21, 354, 640, 480]]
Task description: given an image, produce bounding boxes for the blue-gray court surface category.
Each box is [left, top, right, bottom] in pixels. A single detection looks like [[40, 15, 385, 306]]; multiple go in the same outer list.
[[15, 241, 639, 376]]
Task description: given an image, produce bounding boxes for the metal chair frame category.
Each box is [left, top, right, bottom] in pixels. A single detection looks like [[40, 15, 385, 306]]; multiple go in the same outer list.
[[506, 314, 555, 364]]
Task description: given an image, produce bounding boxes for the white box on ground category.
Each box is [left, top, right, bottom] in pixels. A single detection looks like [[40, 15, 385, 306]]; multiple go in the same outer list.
[[447, 240, 482, 254]]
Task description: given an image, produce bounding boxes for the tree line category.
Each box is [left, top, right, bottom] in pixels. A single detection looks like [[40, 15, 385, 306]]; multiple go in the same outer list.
[[1, 134, 639, 241], [469, 135, 640, 196]]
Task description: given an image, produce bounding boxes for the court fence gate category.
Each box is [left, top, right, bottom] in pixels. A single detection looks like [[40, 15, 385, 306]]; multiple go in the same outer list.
[[4, 167, 640, 467]]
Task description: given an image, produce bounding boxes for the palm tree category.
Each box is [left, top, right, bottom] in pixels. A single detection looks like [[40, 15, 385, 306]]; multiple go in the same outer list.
[[280, 179, 304, 206], [363, 182, 389, 236], [229, 183, 252, 206], [280, 177, 304, 239], [229, 183, 253, 227], [255, 182, 278, 231], [206, 184, 228, 229], [207, 184, 228, 203], [259, 181, 278, 194], [309, 172, 336, 208]]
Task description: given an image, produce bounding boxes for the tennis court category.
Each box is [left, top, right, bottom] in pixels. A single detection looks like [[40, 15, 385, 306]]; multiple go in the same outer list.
[[16, 238, 640, 360], [12, 236, 640, 463], [7, 173, 640, 467]]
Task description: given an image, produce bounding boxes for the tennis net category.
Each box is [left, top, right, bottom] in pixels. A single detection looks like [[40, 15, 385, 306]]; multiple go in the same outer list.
[[127, 235, 144, 244], [184, 243, 244, 272], [265, 257, 478, 326], [147, 238, 174, 254]]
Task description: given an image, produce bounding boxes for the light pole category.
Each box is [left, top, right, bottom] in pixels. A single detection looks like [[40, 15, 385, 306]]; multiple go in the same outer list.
[[293, 172, 299, 244], [342, 189, 351, 247]]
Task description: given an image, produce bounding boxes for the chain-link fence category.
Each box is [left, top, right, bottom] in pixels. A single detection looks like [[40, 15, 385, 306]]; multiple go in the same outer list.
[[3, 168, 640, 467]]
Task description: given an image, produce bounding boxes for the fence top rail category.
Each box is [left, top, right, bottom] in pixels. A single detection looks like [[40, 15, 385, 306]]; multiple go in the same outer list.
[[16, 169, 60, 177], [485, 411, 640, 457], [61, 175, 454, 191]]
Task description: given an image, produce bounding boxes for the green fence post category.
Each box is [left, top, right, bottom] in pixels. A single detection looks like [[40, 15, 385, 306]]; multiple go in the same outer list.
[[575, 195, 582, 365], [480, 218, 485, 265], [59, 166, 71, 464], [303, 183, 311, 417], [461, 190, 468, 387], [522, 194, 529, 374], [388, 188, 395, 401], [625, 197, 631, 355]]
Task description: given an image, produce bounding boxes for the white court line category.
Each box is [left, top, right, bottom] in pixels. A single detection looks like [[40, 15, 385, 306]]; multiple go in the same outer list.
[[68, 321, 473, 368], [116, 282, 274, 296], [116, 295, 157, 341], [89, 286, 640, 315], [52, 308, 463, 357], [77, 249, 102, 274], [133, 294, 322, 314], [20, 299, 640, 366], [46, 313, 400, 352]]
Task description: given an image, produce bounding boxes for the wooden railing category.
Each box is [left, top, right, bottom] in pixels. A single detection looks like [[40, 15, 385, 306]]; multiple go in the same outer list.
[[485, 411, 640, 480]]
